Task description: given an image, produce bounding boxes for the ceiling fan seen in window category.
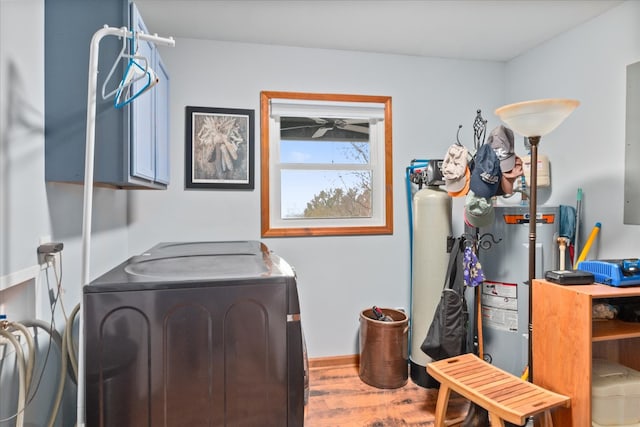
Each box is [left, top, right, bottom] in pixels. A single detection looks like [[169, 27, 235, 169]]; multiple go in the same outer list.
[[280, 117, 370, 141]]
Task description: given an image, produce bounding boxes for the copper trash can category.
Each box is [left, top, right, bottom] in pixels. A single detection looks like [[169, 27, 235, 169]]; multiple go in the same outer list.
[[359, 307, 409, 389]]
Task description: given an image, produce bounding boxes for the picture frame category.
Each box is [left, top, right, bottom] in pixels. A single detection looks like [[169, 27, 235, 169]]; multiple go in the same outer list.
[[185, 106, 255, 189]]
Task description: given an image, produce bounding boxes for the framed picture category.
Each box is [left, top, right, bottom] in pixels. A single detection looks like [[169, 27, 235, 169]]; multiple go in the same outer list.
[[185, 106, 255, 189]]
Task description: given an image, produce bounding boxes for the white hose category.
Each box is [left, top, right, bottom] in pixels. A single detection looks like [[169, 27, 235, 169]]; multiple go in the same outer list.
[[65, 305, 80, 379], [45, 304, 80, 427], [2, 308, 82, 426], [17, 320, 70, 382], [0, 329, 26, 427], [17, 319, 68, 427], [48, 323, 68, 427], [8, 322, 35, 395]]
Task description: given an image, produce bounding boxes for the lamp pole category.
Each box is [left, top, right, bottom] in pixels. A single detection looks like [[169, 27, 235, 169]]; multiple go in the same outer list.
[[527, 135, 540, 384]]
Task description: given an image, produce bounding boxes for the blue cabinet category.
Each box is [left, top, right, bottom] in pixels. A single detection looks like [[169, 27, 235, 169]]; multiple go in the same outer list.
[[45, 0, 170, 189]]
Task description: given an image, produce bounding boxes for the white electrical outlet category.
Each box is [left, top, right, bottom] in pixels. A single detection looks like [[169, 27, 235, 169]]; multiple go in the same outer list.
[[45, 253, 59, 268], [37, 237, 63, 268]]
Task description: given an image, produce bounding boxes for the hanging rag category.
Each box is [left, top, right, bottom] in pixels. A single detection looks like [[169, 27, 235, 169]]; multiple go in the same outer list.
[[463, 245, 485, 287], [559, 205, 576, 242]]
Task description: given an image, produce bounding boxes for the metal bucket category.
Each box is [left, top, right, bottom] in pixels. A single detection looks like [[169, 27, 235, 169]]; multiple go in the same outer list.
[[359, 308, 409, 389]]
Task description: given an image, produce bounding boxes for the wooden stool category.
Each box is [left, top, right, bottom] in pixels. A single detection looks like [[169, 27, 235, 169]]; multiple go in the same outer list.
[[427, 353, 570, 427]]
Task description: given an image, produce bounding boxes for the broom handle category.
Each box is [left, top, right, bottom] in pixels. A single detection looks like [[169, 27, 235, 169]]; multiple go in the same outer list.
[[575, 222, 601, 267], [573, 188, 582, 267]]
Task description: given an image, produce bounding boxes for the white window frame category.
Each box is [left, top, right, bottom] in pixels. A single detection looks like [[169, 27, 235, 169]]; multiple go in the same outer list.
[[260, 91, 393, 237]]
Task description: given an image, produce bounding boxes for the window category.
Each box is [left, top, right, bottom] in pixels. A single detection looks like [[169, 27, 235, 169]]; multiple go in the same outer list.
[[260, 91, 393, 237]]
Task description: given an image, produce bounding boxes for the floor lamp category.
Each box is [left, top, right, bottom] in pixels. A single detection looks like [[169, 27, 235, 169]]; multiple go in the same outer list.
[[495, 99, 579, 384]]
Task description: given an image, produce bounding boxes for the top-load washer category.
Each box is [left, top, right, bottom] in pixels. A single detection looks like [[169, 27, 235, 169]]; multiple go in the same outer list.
[[83, 241, 304, 427]]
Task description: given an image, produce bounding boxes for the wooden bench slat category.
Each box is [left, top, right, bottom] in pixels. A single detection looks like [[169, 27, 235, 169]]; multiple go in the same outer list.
[[474, 377, 514, 392], [498, 389, 546, 406], [512, 395, 571, 413], [464, 370, 506, 386], [452, 369, 497, 385], [439, 360, 484, 376], [484, 382, 530, 400]]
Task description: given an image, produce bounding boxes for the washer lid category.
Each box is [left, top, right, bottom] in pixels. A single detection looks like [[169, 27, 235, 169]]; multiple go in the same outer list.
[[86, 241, 295, 290], [124, 253, 269, 280]]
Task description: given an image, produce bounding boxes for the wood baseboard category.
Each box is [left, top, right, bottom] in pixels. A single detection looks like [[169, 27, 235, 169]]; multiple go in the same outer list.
[[309, 354, 359, 369]]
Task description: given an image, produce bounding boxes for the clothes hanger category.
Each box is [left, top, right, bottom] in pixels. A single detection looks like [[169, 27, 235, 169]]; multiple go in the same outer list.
[[101, 32, 129, 100], [114, 31, 158, 108], [100, 30, 157, 108], [114, 55, 156, 108]]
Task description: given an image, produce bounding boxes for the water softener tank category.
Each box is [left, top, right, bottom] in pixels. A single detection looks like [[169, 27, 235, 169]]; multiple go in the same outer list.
[[410, 186, 452, 387]]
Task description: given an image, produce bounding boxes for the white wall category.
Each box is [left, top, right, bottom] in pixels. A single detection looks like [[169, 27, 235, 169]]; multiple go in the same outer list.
[[505, 0, 640, 260], [127, 39, 505, 357], [0, 0, 49, 298], [1, 1, 130, 424], [0, 0, 130, 317]]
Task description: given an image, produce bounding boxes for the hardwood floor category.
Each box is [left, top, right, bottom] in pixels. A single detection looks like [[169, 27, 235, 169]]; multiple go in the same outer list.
[[304, 357, 469, 426]]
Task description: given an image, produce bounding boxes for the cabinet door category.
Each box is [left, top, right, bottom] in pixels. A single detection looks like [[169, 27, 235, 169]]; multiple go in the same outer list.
[[130, 5, 156, 182], [154, 56, 170, 184]]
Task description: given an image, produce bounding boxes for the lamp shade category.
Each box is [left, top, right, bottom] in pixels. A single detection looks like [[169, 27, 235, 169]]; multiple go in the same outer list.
[[495, 98, 579, 137]]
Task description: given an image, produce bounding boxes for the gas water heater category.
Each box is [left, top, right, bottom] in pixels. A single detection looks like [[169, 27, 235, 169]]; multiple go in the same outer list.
[[410, 185, 452, 387], [474, 205, 559, 376]]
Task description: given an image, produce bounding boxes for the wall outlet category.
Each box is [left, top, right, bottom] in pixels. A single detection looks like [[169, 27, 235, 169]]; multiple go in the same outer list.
[[38, 236, 53, 266], [37, 241, 63, 267], [37, 242, 63, 254]]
